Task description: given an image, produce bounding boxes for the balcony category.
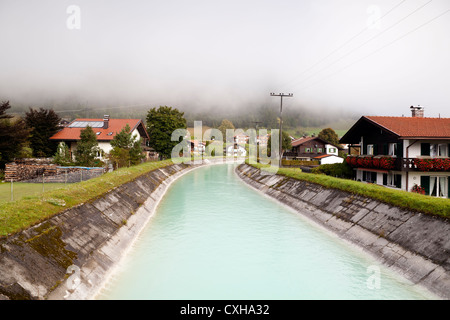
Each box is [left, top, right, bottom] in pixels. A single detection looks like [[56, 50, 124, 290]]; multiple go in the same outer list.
[[346, 156, 450, 172]]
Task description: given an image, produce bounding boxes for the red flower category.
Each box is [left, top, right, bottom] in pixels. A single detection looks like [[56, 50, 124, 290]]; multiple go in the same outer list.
[[379, 157, 395, 170], [414, 158, 434, 172], [372, 158, 381, 168], [411, 184, 426, 195]]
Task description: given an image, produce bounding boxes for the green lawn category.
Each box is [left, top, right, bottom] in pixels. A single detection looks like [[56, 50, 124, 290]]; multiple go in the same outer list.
[[0, 160, 174, 237], [0, 182, 67, 203]]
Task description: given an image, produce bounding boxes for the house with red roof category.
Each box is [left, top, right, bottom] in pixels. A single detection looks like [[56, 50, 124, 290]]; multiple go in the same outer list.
[[49, 115, 152, 161], [340, 106, 450, 198]]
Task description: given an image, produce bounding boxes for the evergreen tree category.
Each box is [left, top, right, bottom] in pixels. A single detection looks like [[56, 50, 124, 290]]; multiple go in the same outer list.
[[74, 126, 101, 167], [109, 124, 144, 168], [53, 142, 72, 166], [0, 101, 31, 168], [25, 108, 61, 157], [146, 106, 187, 159]]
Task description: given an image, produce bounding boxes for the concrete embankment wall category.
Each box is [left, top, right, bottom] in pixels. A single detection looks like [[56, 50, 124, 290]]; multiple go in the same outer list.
[[0, 162, 200, 300], [235, 164, 450, 299]]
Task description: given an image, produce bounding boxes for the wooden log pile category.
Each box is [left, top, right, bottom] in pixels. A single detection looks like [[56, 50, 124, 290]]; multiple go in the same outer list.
[[4, 158, 57, 182]]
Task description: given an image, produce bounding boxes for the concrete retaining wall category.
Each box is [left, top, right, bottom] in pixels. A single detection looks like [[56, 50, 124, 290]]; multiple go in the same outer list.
[[0, 162, 202, 300], [235, 164, 450, 299]]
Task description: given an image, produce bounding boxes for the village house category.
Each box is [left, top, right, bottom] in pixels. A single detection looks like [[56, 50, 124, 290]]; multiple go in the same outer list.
[[188, 139, 206, 155], [285, 136, 344, 165], [49, 115, 154, 161], [340, 106, 450, 198]]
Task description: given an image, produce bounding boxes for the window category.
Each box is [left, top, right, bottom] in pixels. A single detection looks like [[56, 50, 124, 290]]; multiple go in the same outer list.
[[317, 148, 323, 153], [389, 143, 397, 156], [305, 148, 311, 153], [329, 147, 337, 154], [430, 176, 447, 198], [367, 145, 374, 156], [383, 173, 402, 188], [423, 143, 448, 157], [431, 144, 448, 157], [363, 171, 377, 183]]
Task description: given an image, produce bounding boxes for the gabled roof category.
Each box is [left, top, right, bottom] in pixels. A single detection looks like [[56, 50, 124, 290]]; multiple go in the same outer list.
[[340, 116, 450, 143], [365, 116, 450, 138], [291, 136, 342, 149], [50, 118, 149, 141]]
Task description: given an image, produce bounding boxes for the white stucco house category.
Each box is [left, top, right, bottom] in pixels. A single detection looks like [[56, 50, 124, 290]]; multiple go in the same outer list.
[[49, 115, 153, 162], [341, 106, 450, 198]]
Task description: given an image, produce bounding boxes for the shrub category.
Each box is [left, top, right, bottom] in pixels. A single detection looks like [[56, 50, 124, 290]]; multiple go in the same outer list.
[[311, 162, 354, 179]]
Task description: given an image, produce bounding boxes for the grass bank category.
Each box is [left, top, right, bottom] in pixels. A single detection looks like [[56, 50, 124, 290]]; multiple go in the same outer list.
[[0, 160, 173, 237], [247, 162, 450, 218], [0, 183, 67, 203]]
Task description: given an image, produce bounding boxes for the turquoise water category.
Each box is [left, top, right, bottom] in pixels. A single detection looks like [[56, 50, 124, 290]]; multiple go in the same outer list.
[[96, 164, 433, 300]]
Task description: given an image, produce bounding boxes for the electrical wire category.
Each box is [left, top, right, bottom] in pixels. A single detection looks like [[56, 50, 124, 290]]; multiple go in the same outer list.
[[285, 0, 435, 92], [279, 0, 408, 90], [293, 7, 450, 93]]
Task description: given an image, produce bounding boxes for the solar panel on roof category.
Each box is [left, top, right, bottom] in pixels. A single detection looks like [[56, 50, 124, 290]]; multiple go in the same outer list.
[[69, 121, 104, 128]]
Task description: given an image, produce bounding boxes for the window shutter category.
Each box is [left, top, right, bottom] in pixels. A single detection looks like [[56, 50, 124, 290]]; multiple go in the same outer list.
[[395, 174, 402, 189], [421, 176, 430, 195], [383, 143, 388, 155], [396, 142, 403, 158], [421, 143, 430, 156], [373, 144, 378, 155], [448, 177, 450, 199]]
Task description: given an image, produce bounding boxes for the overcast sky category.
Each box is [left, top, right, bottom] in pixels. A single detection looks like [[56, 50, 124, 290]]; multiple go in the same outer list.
[[0, 0, 449, 117]]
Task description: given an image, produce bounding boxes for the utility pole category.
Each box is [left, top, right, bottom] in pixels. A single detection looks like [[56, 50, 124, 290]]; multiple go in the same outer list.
[[270, 93, 293, 167]]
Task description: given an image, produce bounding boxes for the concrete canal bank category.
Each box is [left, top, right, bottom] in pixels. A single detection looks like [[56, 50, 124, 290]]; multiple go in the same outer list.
[[0, 162, 206, 300], [235, 164, 450, 300]]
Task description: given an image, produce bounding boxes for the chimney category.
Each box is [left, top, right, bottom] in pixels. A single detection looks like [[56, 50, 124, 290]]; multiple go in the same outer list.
[[410, 106, 424, 118], [103, 115, 110, 129]]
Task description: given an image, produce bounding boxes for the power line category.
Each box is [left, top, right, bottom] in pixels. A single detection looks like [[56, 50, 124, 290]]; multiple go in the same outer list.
[[286, 0, 434, 92], [294, 7, 450, 93], [280, 0, 408, 90]]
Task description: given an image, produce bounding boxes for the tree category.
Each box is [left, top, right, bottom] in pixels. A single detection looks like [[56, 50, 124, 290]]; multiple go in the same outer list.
[[109, 124, 144, 168], [218, 119, 235, 138], [53, 142, 72, 166], [318, 128, 340, 147], [74, 126, 101, 167], [267, 131, 292, 157], [0, 101, 31, 168], [24, 108, 61, 157], [146, 106, 187, 159]]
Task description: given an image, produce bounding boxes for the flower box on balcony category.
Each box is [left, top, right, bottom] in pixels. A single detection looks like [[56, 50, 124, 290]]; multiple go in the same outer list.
[[346, 155, 396, 170], [414, 158, 450, 172]]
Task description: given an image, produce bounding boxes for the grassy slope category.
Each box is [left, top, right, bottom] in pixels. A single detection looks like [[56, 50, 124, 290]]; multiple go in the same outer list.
[[247, 162, 450, 218], [0, 183, 67, 203], [0, 160, 173, 237]]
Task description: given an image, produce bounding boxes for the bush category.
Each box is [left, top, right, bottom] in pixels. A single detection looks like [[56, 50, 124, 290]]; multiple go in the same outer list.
[[282, 160, 320, 166], [311, 162, 354, 179]]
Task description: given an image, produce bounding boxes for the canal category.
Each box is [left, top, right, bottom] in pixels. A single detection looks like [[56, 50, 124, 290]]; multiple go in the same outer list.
[[96, 164, 433, 300]]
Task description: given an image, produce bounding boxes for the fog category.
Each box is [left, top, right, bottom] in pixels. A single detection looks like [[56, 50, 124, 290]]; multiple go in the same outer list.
[[0, 0, 449, 117]]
